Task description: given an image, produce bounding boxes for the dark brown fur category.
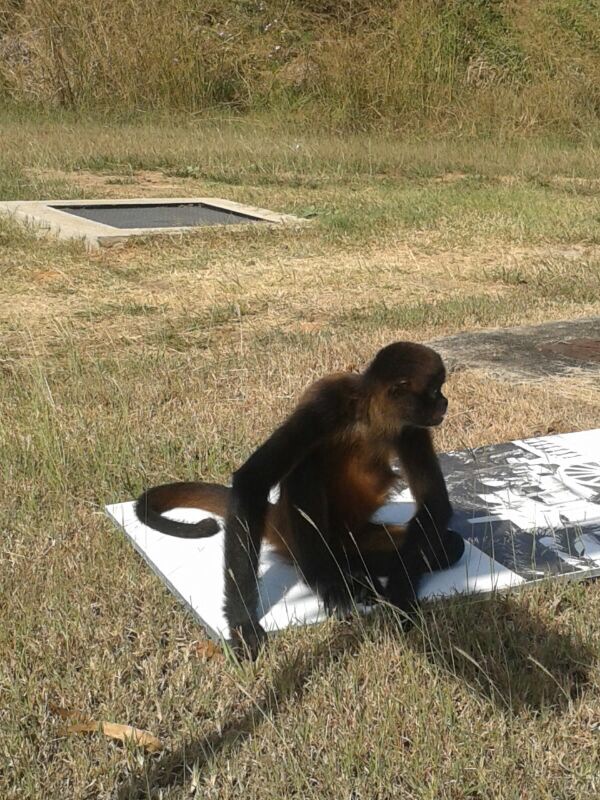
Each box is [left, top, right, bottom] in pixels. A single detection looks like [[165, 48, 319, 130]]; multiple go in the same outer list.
[[136, 342, 464, 656]]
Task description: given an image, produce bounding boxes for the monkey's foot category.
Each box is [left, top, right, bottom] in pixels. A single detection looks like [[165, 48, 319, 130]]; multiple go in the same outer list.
[[385, 572, 419, 617], [317, 571, 384, 618], [349, 570, 385, 605], [422, 528, 465, 571], [443, 528, 466, 567], [229, 621, 267, 660]]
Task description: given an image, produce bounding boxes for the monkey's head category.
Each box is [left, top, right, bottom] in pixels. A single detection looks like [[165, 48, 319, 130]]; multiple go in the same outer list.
[[363, 342, 448, 433]]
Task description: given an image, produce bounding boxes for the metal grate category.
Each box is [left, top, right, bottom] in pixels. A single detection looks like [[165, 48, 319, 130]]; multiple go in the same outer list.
[[539, 338, 600, 363], [52, 202, 263, 229]]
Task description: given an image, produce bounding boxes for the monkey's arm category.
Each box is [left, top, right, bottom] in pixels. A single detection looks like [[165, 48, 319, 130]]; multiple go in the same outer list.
[[387, 426, 463, 607], [223, 386, 347, 654], [396, 426, 452, 543]]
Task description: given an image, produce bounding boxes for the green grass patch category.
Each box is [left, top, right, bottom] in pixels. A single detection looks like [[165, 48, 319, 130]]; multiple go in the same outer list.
[[490, 255, 600, 304], [320, 180, 600, 244], [1, 115, 600, 800], [335, 294, 519, 333]]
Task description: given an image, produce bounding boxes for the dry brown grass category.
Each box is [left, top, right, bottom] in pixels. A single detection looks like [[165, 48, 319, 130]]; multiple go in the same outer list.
[[2, 0, 600, 134], [1, 117, 600, 799]]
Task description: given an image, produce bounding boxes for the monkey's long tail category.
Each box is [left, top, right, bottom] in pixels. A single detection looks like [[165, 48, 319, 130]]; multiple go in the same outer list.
[[135, 482, 230, 538]]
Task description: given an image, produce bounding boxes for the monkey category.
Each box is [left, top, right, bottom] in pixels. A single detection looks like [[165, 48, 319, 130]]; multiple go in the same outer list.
[[136, 342, 465, 657]]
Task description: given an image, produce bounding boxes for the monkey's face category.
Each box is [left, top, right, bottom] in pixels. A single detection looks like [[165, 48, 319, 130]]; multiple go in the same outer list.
[[415, 380, 448, 427], [364, 343, 449, 434], [385, 374, 448, 430]]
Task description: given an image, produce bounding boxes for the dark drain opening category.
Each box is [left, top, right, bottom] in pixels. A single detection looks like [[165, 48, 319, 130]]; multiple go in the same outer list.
[[539, 338, 600, 363], [51, 202, 264, 230]]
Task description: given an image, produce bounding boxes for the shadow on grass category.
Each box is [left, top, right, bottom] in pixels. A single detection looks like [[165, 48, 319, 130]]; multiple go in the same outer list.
[[116, 624, 363, 799], [413, 591, 592, 712], [117, 590, 594, 798]]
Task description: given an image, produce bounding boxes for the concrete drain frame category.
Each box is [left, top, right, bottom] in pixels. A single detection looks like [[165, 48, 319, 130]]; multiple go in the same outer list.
[[0, 197, 307, 249]]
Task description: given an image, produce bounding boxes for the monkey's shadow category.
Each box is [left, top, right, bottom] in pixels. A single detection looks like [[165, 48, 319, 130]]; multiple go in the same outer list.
[[117, 591, 593, 799]]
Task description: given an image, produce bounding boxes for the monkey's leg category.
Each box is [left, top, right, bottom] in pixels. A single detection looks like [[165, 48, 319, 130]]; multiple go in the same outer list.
[[387, 425, 464, 608], [353, 523, 418, 611], [366, 518, 465, 574], [358, 523, 465, 613], [283, 459, 372, 617]]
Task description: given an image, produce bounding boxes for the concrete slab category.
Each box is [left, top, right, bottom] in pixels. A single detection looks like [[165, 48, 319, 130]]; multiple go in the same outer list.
[[0, 197, 307, 249], [431, 318, 600, 380]]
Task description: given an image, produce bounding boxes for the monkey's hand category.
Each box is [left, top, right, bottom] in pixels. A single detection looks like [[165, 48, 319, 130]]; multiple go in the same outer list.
[[229, 622, 267, 660]]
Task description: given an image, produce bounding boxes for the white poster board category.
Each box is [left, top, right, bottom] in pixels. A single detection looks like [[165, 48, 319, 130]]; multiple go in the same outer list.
[[107, 430, 600, 640]]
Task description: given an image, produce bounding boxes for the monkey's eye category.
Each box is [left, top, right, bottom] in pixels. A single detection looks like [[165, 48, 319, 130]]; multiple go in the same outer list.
[[390, 382, 407, 397]]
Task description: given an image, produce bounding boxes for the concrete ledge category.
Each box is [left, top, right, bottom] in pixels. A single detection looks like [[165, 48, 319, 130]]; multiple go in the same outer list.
[[0, 197, 308, 249]]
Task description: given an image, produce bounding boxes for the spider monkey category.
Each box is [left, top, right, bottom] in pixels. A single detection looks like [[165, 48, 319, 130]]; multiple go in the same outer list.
[[136, 342, 465, 657]]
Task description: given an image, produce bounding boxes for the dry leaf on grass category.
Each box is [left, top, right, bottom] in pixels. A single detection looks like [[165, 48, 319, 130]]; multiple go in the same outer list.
[[32, 270, 63, 283], [61, 721, 162, 752], [50, 704, 162, 752]]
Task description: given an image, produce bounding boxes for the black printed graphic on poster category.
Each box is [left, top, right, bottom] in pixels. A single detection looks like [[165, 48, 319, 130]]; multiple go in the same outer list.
[[434, 434, 600, 582]]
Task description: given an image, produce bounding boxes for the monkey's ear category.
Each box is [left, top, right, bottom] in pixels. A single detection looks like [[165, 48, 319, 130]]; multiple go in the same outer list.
[[389, 379, 410, 396]]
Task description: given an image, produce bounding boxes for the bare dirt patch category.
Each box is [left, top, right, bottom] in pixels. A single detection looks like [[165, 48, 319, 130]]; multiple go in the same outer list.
[[25, 167, 191, 196]]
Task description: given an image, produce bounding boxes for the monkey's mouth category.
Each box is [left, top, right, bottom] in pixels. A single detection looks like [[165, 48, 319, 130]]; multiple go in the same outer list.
[[430, 410, 447, 426]]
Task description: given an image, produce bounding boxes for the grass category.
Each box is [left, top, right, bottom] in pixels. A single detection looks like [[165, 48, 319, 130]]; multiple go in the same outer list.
[[1, 113, 600, 799], [2, 1, 600, 133]]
